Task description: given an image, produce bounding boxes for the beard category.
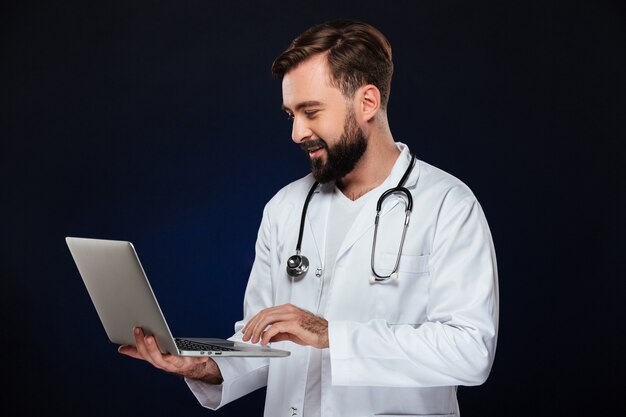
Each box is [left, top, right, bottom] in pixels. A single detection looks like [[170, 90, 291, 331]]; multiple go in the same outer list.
[[301, 109, 368, 184]]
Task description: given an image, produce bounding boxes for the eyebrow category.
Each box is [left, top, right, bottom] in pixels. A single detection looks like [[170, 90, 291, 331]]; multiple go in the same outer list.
[[281, 101, 324, 113]]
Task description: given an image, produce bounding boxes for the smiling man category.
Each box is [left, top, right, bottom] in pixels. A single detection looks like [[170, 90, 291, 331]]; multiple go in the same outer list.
[[119, 19, 499, 417], [282, 53, 373, 189]]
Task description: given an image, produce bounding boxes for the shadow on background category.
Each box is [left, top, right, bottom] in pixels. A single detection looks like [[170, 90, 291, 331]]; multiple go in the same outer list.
[[1, 1, 624, 415]]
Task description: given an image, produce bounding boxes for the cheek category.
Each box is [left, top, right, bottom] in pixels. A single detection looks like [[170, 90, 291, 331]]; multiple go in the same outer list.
[[314, 117, 345, 141], [301, 98, 347, 141]]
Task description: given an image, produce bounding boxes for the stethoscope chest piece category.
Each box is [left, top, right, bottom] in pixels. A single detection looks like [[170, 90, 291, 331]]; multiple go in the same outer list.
[[286, 252, 309, 277]]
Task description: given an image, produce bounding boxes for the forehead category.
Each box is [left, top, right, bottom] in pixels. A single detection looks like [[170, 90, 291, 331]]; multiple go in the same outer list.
[[281, 54, 343, 110]]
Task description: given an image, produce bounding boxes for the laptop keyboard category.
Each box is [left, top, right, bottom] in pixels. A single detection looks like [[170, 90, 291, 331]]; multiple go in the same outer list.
[[175, 338, 237, 352]]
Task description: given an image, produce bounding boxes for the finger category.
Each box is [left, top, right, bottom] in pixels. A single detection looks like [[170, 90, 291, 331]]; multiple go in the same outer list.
[[118, 345, 143, 360], [260, 322, 290, 346], [242, 304, 294, 336], [242, 309, 268, 340], [251, 312, 299, 344], [143, 336, 210, 372], [248, 312, 281, 343], [242, 313, 262, 341], [130, 328, 207, 373], [133, 327, 177, 370], [143, 335, 185, 370], [243, 304, 304, 343], [161, 352, 208, 370], [260, 321, 308, 346], [243, 308, 275, 341], [242, 305, 282, 339], [133, 327, 154, 363]]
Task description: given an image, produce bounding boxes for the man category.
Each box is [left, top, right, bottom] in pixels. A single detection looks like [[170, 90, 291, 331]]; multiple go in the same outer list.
[[119, 19, 499, 416]]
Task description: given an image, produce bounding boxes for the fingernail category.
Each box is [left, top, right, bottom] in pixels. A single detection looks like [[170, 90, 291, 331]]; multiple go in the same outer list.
[[134, 327, 140, 335], [146, 337, 152, 345]]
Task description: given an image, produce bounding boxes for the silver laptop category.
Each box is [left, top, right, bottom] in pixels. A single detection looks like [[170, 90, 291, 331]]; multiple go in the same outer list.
[[66, 237, 290, 358]]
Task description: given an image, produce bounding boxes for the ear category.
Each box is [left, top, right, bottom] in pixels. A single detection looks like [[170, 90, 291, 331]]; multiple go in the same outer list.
[[357, 84, 381, 123]]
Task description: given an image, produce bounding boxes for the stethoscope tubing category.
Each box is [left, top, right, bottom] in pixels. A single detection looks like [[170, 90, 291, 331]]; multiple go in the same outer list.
[[295, 180, 320, 255], [287, 153, 417, 282], [369, 155, 416, 283]]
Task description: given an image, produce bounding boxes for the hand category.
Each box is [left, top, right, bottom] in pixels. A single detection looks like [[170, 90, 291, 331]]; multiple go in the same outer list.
[[242, 304, 329, 349], [117, 327, 223, 384]]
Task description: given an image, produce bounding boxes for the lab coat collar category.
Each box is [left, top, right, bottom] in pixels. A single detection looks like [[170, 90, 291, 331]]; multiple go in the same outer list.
[[305, 143, 420, 268], [334, 143, 419, 261], [379, 143, 419, 190]]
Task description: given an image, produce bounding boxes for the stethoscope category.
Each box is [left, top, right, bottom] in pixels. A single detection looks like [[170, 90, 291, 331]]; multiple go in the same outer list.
[[286, 153, 416, 284]]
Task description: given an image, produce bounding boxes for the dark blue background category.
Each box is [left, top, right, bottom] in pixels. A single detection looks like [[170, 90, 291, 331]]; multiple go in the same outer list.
[[1, 1, 624, 415]]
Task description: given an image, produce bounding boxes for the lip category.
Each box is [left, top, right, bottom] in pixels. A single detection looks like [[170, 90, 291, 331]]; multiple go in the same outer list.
[[308, 147, 324, 159], [309, 148, 324, 159]]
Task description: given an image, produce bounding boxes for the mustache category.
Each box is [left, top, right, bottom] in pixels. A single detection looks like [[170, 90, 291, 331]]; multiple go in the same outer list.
[[300, 139, 327, 153]]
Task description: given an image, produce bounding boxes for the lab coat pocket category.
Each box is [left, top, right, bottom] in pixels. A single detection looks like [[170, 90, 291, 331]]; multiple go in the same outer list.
[[374, 252, 430, 277], [374, 253, 430, 322], [396, 253, 430, 276]]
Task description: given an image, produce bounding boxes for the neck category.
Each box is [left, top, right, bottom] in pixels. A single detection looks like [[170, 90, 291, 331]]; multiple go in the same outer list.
[[336, 134, 400, 201]]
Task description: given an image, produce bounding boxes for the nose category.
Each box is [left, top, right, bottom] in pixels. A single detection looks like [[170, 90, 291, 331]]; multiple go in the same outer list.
[[291, 115, 313, 144]]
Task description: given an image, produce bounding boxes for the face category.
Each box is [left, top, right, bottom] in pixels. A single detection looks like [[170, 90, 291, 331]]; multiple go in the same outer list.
[[281, 54, 368, 183]]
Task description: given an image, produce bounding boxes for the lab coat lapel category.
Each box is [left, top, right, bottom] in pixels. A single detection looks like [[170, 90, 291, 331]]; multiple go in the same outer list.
[[305, 182, 332, 267], [335, 146, 420, 262], [334, 188, 401, 262]]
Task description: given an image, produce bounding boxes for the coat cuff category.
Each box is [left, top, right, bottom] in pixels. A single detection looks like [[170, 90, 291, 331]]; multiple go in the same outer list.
[[185, 356, 269, 409], [184, 357, 235, 410]]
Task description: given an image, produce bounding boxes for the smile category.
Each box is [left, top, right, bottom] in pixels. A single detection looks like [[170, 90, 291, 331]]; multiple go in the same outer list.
[[308, 146, 324, 158]]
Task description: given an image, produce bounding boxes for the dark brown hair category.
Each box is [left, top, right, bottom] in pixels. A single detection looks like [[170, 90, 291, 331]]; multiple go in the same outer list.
[[271, 19, 394, 109]]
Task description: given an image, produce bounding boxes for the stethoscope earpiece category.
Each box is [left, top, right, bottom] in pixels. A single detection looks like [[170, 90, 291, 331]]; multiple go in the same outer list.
[[369, 272, 399, 284]]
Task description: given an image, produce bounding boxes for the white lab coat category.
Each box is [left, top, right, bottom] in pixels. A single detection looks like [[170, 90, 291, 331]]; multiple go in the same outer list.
[[187, 143, 499, 417]]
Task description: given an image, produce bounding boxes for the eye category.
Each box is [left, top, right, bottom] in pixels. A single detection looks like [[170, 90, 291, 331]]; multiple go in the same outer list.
[[304, 110, 318, 118], [286, 112, 294, 121]]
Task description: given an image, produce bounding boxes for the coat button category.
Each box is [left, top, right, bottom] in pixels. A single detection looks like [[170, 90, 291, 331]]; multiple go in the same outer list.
[[315, 268, 322, 277], [289, 406, 298, 416]]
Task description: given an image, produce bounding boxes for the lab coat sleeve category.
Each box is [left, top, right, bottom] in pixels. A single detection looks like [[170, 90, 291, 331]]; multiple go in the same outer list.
[[185, 203, 276, 408], [329, 195, 499, 387]]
